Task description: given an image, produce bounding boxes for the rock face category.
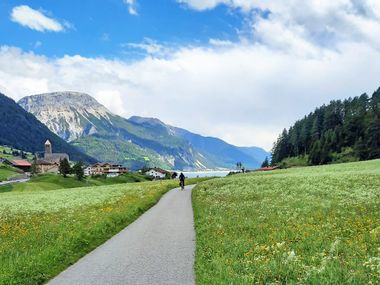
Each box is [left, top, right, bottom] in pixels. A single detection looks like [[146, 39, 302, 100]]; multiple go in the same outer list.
[[18, 92, 270, 170], [0, 92, 95, 163], [19, 92, 111, 142]]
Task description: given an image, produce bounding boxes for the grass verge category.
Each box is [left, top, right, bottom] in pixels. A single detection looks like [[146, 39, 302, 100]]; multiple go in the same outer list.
[[0, 163, 21, 182], [0, 172, 151, 192], [193, 160, 380, 284], [0, 177, 207, 285]]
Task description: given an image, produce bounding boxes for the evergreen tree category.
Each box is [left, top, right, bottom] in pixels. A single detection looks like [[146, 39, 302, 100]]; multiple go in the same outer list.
[[59, 158, 71, 178], [272, 88, 380, 165], [261, 157, 269, 168], [367, 115, 380, 159], [20, 150, 27, 159], [354, 137, 368, 160], [72, 161, 85, 181], [309, 140, 322, 165], [30, 158, 40, 176]]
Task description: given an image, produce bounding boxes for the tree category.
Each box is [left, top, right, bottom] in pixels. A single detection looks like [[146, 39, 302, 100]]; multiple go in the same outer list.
[[366, 115, 380, 159], [271, 88, 380, 164], [309, 140, 322, 165], [59, 158, 71, 178], [30, 158, 40, 176], [354, 137, 368, 160], [72, 161, 84, 181], [20, 150, 27, 159], [261, 157, 269, 168]]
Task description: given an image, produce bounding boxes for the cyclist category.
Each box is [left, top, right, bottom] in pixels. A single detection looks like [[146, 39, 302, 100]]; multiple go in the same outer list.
[[179, 172, 185, 190]]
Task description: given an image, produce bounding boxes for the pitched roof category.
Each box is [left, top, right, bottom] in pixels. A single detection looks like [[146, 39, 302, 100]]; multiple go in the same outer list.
[[11, 160, 32, 167], [147, 168, 168, 174], [36, 160, 56, 165], [259, 166, 280, 171]]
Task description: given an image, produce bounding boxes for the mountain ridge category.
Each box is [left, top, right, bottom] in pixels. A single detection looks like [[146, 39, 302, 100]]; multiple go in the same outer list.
[[18, 92, 270, 170], [0, 93, 95, 163]]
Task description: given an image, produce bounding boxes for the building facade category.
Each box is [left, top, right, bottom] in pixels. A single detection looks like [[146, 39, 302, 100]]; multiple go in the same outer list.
[[145, 168, 167, 179], [43, 140, 69, 164], [85, 163, 128, 177]]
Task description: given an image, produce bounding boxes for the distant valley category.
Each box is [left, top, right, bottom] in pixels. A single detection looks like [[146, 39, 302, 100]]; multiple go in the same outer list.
[[18, 92, 269, 170]]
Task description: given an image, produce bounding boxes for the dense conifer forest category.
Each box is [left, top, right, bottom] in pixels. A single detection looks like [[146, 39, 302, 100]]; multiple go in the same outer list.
[[272, 88, 380, 165]]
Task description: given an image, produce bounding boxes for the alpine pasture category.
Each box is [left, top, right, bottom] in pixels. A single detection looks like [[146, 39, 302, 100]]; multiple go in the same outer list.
[[0, 178, 207, 285], [193, 160, 380, 284]]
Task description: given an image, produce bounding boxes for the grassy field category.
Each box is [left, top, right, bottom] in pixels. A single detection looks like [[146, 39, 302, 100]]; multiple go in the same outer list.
[[0, 177, 208, 285], [0, 172, 151, 193], [0, 145, 34, 161], [193, 160, 380, 284], [0, 163, 21, 182]]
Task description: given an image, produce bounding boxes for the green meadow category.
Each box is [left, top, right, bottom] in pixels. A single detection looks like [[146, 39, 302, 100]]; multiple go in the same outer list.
[[0, 177, 207, 285], [193, 160, 380, 284], [0, 163, 21, 182], [0, 172, 151, 193]]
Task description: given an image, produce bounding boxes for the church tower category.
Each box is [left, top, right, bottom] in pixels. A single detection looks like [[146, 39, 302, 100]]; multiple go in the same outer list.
[[45, 140, 52, 155]]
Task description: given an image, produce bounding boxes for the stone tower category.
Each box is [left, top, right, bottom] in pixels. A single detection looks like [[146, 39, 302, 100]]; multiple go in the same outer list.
[[45, 140, 52, 155]]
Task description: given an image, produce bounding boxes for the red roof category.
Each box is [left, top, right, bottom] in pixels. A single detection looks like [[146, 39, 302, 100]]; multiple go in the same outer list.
[[259, 166, 279, 171], [11, 160, 32, 167]]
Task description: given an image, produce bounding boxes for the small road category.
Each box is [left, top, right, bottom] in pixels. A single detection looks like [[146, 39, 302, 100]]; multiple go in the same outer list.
[[48, 185, 196, 285], [0, 178, 29, 186]]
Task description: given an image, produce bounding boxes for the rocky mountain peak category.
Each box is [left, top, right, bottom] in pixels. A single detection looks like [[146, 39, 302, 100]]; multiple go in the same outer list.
[[18, 91, 112, 142], [19, 91, 109, 112]]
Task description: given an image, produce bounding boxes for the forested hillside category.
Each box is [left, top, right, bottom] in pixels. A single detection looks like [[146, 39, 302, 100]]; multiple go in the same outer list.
[[272, 88, 380, 165], [0, 93, 95, 163]]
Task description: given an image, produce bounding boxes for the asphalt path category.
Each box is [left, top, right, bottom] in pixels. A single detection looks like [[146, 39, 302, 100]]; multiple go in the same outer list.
[[0, 178, 29, 186], [47, 184, 196, 285]]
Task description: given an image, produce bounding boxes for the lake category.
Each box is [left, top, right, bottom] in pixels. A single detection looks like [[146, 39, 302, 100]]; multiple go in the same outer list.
[[181, 170, 231, 178]]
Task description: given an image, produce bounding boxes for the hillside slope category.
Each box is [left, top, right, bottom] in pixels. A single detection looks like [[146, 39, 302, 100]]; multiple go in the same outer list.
[[19, 92, 269, 170], [0, 93, 95, 163], [271, 88, 380, 165]]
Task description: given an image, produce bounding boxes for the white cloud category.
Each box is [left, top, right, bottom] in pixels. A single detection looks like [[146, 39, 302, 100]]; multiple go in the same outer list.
[[10, 5, 66, 32], [123, 38, 164, 55], [101, 33, 110, 42], [1, 42, 380, 151], [180, 0, 380, 50], [123, 0, 138, 16], [2, 1, 380, 151], [34, 41, 42, 49], [209, 38, 234, 47]]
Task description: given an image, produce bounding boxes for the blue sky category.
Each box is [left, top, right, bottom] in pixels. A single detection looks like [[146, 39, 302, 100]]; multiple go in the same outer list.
[[1, 0, 380, 149], [1, 0, 244, 58]]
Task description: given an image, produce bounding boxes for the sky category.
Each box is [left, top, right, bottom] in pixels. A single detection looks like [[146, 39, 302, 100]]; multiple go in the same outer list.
[[1, 0, 380, 151]]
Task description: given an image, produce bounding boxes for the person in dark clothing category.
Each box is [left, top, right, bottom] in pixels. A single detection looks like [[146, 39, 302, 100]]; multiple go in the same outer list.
[[179, 172, 185, 190]]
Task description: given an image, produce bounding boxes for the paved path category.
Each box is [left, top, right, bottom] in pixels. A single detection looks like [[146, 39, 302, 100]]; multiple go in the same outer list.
[[48, 185, 196, 285], [0, 178, 29, 186]]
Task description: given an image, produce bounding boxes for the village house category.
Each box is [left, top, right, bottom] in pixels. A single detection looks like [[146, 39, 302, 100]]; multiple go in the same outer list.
[[145, 168, 168, 179], [85, 163, 128, 177], [35, 160, 59, 174], [258, 166, 280, 171], [6, 159, 31, 172]]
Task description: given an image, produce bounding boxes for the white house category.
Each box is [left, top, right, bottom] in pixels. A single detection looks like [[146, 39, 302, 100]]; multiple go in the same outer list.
[[85, 163, 128, 177], [145, 168, 167, 179]]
